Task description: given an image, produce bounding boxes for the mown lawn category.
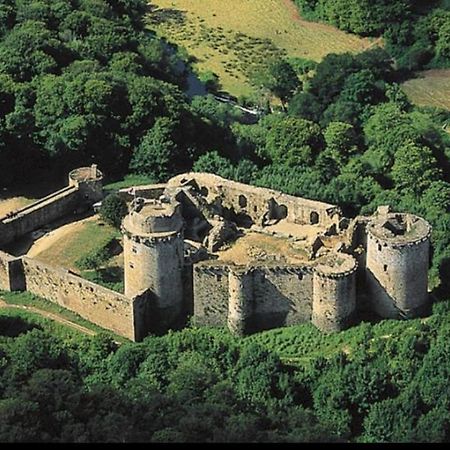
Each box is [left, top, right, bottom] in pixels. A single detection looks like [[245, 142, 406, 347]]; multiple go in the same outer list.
[[147, 0, 374, 98]]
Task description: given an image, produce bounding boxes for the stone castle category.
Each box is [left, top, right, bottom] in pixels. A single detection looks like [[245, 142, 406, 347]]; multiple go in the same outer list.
[[0, 166, 432, 341]]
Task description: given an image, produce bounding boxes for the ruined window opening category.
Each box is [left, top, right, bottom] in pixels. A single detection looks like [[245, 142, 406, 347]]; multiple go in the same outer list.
[[310, 211, 319, 225], [278, 205, 288, 220], [253, 205, 258, 213], [384, 264, 388, 272], [378, 244, 382, 252], [129, 263, 134, 269], [132, 246, 137, 254], [200, 186, 209, 197], [217, 275, 222, 282], [238, 195, 247, 208]]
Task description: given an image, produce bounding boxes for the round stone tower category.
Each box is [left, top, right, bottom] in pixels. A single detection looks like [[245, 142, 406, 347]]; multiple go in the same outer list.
[[366, 212, 431, 319], [122, 197, 185, 329], [312, 253, 357, 332], [69, 164, 103, 203], [227, 267, 254, 336]]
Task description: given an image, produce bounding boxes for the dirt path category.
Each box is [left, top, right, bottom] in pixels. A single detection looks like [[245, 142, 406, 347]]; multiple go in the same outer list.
[[27, 215, 97, 259], [0, 299, 96, 336]]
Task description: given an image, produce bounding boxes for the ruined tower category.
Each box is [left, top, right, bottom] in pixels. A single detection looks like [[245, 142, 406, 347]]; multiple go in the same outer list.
[[69, 164, 104, 205], [122, 197, 185, 331], [312, 254, 358, 332], [366, 211, 432, 319]]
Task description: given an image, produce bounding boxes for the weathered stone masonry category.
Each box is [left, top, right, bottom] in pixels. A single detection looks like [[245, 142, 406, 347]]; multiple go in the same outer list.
[[0, 169, 432, 341]]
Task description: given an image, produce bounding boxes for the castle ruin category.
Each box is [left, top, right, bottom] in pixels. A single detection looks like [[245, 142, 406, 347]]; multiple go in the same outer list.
[[0, 168, 432, 340]]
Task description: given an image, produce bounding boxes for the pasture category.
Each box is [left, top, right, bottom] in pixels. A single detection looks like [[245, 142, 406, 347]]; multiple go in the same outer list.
[[148, 0, 374, 98], [401, 70, 450, 111]]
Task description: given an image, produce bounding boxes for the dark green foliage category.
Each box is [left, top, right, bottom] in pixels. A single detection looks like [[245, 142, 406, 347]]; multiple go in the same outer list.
[[256, 59, 301, 104], [0, 300, 449, 443], [129, 117, 179, 181], [99, 193, 128, 229], [0, 0, 220, 186]]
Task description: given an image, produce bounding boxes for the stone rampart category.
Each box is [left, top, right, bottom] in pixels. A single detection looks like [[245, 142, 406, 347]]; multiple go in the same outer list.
[[0, 186, 80, 247], [21, 257, 136, 340], [193, 263, 230, 326]]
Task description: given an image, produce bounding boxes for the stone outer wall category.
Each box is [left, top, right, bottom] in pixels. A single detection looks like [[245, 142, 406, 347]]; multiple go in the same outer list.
[[194, 263, 328, 332], [0, 165, 103, 248], [21, 257, 136, 340], [193, 263, 230, 326], [366, 231, 430, 318], [251, 267, 314, 331]]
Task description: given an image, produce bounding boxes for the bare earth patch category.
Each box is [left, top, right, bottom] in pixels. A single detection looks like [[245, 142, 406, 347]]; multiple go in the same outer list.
[[217, 231, 309, 265]]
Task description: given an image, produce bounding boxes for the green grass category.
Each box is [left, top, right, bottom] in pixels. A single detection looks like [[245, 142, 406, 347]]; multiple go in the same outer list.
[[0, 290, 128, 343], [34, 219, 120, 272], [401, 70, 450, 111], [148, 0, 373, 98], [104, 174, 157, 194]]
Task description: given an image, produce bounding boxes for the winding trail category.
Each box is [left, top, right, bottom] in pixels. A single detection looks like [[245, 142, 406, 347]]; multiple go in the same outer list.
[[0, 298, 96, 336]]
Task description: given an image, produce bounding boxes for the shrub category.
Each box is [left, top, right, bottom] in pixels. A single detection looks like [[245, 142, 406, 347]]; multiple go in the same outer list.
[[100, 194, 128, 229]]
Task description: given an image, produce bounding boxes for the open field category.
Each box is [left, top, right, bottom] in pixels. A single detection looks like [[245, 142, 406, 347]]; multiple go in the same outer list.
[[148, 0, 374, 98], [401, 70, 450, 111]]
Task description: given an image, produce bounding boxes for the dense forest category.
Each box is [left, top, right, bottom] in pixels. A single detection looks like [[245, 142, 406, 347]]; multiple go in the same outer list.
[[0, 297, 449, 442], [0, 0, 450, 443]]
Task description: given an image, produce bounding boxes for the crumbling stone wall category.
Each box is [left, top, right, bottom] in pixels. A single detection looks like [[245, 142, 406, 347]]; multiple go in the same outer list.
[[118, 184, 167, 203], [0, 251, 24, 291], [167, 173, 342, 228]]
